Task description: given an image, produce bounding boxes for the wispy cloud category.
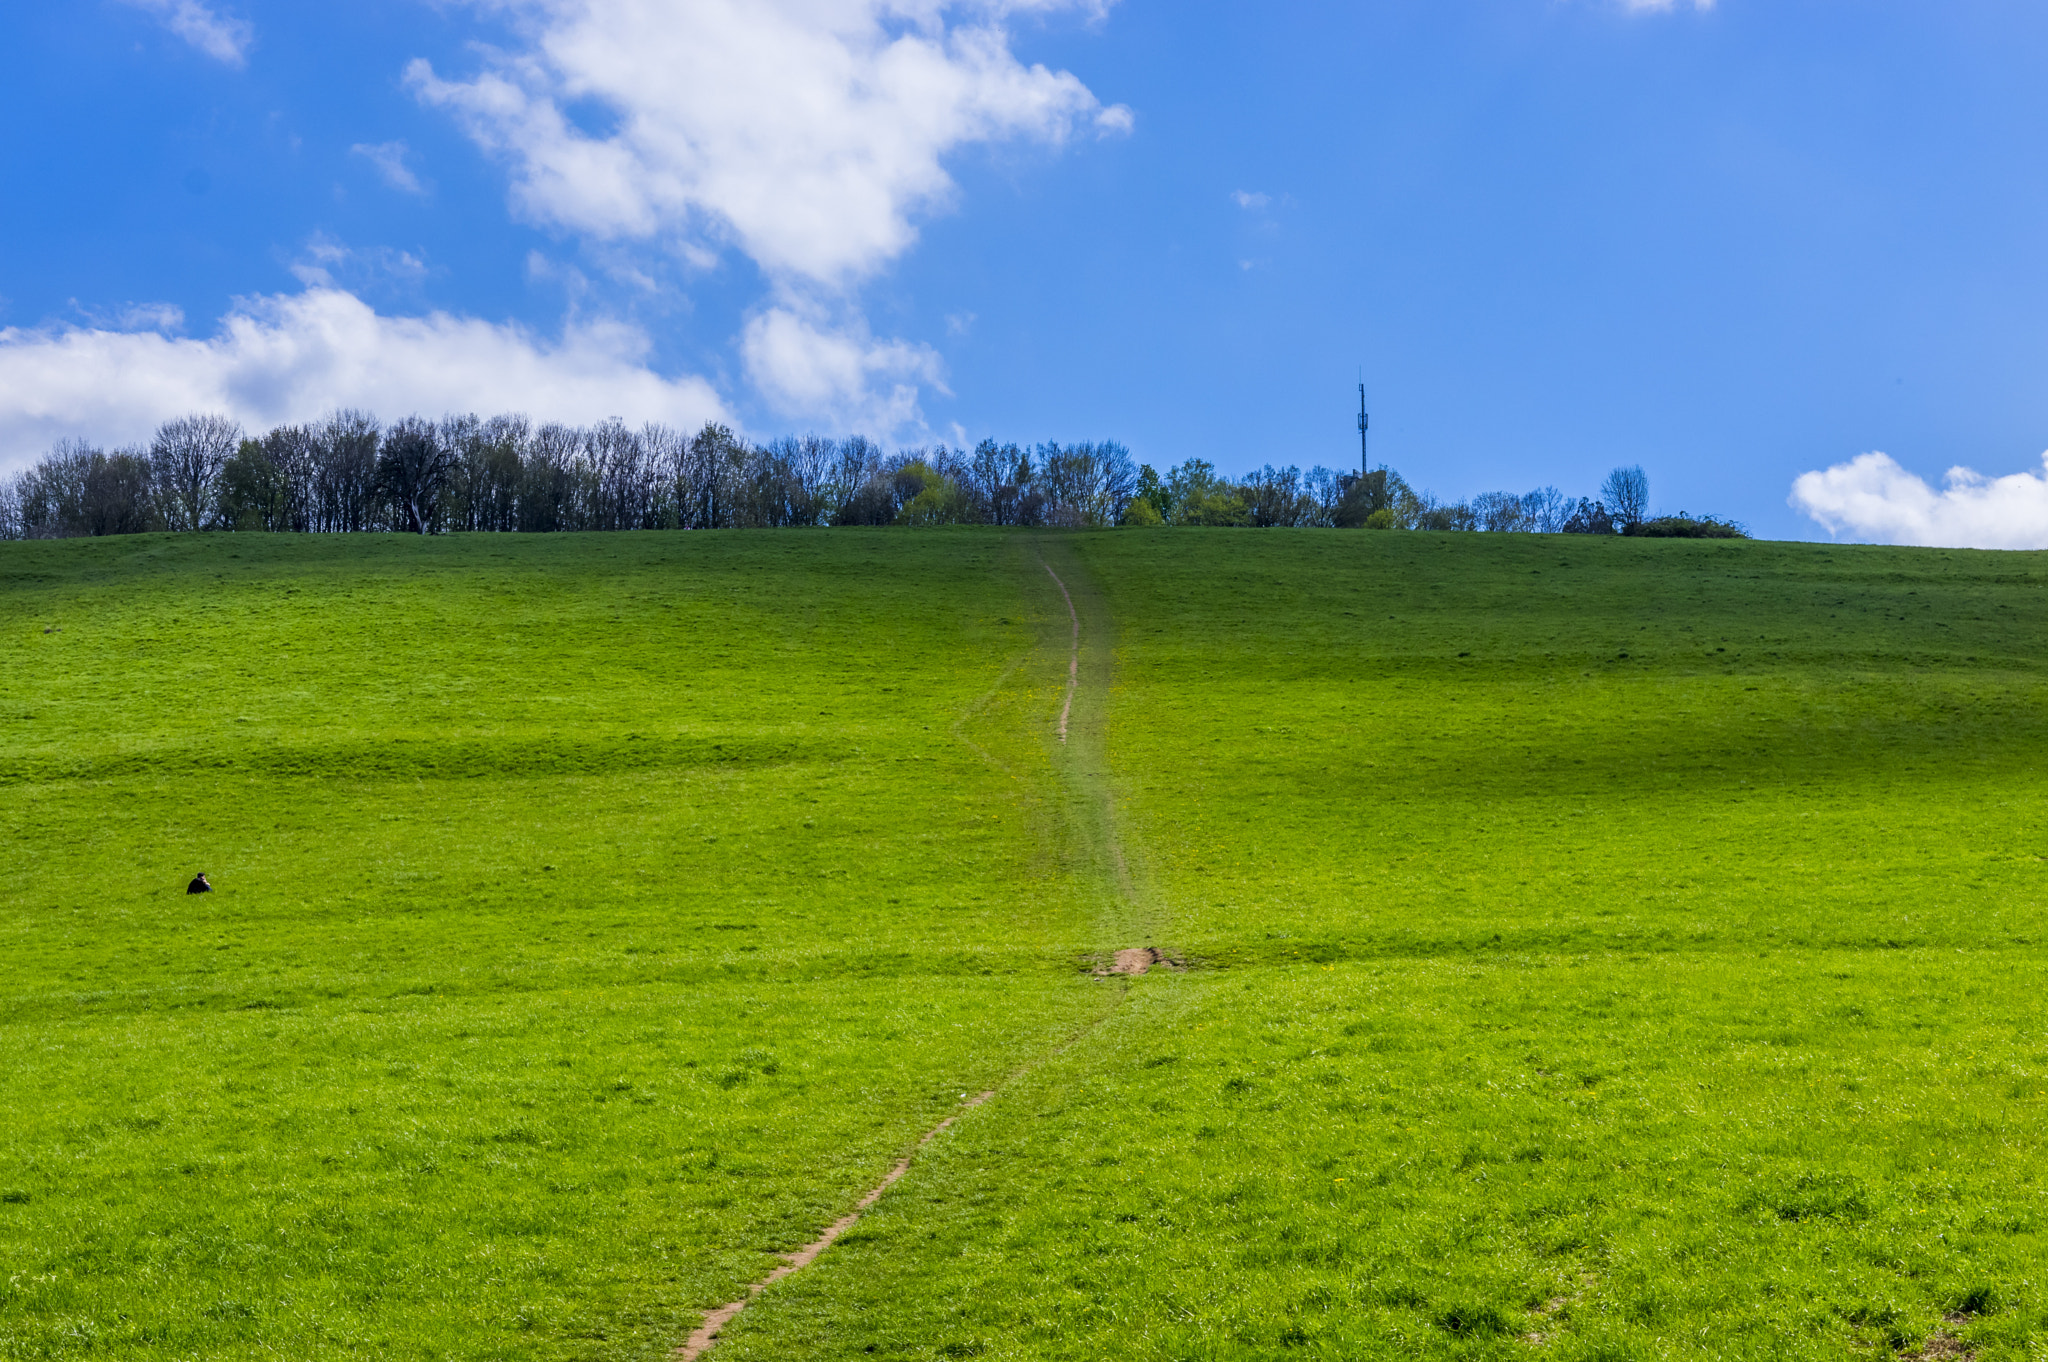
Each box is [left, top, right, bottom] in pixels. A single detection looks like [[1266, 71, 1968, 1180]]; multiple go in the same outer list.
[[1616, 0, 1713, 11], [1232, 190, 1271, 210], [350, 141, 425, 195], [117, 0, 252, 67], [68, 301, 187, 334], [1790, 451, 2048, 550], [288, 235, 431, 292]]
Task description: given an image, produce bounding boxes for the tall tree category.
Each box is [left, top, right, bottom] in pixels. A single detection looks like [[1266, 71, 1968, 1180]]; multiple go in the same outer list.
[[150, 414, 241, 531], [217, 439, 289, 532], [312, 410, 383, 533], [375, 417, 455, 534], [1601, 465, 1649, 528]]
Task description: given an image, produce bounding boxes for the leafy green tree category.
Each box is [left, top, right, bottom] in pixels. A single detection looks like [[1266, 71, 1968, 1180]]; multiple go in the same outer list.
[[1131, 463, 1171, 522], [1335, 468, 1409, 527], [894, 461, 970, 525], [1120, 495, 1164, 527]]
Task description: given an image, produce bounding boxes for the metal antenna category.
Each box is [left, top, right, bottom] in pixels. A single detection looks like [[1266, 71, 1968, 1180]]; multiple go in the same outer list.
[[1357, 374, 1370, 475]]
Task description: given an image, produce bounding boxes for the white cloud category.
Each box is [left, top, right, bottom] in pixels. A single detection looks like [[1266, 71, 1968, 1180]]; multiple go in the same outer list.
[[1232, 190, 1270, 210], [1617, 0, 1713, 10], [1790, 451, 2048, 550], [741, 306, 944, 433], [68, 301, 187, 334], [117, 0, 253, 66], [407, 0, 1125, 431], [409, 0, 1127, 287], [350, 141, 425, 195], [290, 235, 431, 290], [0, 289, 728, 473]]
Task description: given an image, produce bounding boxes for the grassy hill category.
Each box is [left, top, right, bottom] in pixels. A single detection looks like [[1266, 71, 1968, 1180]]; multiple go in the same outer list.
[[4, 529, 2046, 1360]]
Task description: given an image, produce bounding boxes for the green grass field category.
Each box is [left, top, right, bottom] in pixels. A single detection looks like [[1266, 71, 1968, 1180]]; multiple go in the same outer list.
[[4, 528, 2046, 1361]]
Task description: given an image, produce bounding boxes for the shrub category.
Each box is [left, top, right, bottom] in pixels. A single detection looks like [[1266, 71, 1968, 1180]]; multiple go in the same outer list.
[[1627, 515, 1747, 539]]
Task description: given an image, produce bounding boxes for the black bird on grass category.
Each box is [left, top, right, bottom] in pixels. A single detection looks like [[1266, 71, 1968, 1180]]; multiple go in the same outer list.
[[187, 872, 212, 894]]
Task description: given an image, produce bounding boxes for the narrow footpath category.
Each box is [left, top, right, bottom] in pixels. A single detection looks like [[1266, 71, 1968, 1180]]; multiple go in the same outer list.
[[671, 534, 1165, 1360]]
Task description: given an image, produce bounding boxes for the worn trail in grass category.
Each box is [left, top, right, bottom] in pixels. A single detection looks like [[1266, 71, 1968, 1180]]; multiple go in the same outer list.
[[0, 531, 1127, 1362], [719, 531, 2048, 1361], [672, 537, 1148, 1359], [8, 529, 2048, 1360]]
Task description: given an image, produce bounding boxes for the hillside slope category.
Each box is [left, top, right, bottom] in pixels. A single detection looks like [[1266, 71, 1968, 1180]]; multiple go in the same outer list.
[[5, 529, 2047, 1360]]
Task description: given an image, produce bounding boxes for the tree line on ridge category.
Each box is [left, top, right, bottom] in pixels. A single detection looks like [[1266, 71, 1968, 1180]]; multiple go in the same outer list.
[[0, 412, 1745, 539]]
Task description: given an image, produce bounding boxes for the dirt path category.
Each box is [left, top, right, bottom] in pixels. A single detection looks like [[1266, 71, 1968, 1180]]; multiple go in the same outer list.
[[1045, 561, 1080, 744], [671, 535, 1161, 1360], [675, 1093, 995, 1361]]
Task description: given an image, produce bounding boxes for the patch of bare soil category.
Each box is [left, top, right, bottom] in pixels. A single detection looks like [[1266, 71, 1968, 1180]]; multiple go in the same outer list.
[[1520, 1272, 1598, 1347], [1091, 947, 1183, 977], [1915, 1315, 1977, 1359], [674, 1092, 995, 1361], [1520, 1295, 1570, 1346]]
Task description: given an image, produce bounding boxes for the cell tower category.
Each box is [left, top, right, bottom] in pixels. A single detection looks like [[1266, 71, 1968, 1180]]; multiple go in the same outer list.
[[1357, 379, 1370, 475]]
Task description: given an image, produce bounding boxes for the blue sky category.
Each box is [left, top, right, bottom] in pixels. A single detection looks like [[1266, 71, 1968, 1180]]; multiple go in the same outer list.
[[7, 0, 2048, 542]]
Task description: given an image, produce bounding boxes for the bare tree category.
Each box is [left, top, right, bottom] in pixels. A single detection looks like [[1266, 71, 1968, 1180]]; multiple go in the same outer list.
[[1302, 467, 1345, 526], [1473, 490, 1530, 532], [0, 473, 20, 540], [375, 416, 455, 534], [1246, 465, 1316, 527], [520, 422, 580, 532], [681, 422, 750, 527], [150, 414, 241, 531], [475, 415, 530, 531], [967, 439, 1038, 526], [1038, 441, 1136, 527], [1601, 465, 1649, 528], [312, 410, 383, 532], [1520, 486, 1571, 533]]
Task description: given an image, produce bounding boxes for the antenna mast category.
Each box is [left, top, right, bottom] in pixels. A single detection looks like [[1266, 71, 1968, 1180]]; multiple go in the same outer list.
[[1357, 379, 1369, 475]]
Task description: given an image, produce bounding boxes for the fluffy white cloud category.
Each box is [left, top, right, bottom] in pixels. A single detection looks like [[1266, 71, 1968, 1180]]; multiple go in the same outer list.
[[0, 289, 728, 473], [741, 305, 944, 432], [410, 0, 1128, 288], [1789, 451, 2048, 550], [26, 2, 1120, 451], [117, 0, 253, 66]]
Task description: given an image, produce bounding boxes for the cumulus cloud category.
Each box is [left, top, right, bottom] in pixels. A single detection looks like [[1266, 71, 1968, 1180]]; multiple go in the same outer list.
[[0, 289, 728, 473], [350, 141, 425, 195], [409, 0, 1127, 288], [27, 2, 1120, 450], [741, 305, 945, 432], [407, 0, 1125, 432], [117, 0, 253, 66], [1790, 451, 2048, 550]]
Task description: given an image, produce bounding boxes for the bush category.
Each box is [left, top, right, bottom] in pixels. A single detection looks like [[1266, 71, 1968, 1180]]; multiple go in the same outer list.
[[1120, 496, 1164, 527], [1627, 515, 1747, 539]]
